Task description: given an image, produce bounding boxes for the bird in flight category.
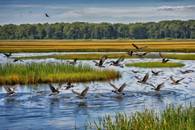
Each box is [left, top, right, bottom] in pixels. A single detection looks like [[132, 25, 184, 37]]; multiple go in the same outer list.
[[136, 73, 149, 84], [45, 13, 50, 18], [149, 82, 165, 91], [49, 84, 60, 96], [72, 87, 89, 99], [3, 86, 16, 96], [93, 55, 108, 67], [109, 82, 126, 96], [170, 76, 184, 85]]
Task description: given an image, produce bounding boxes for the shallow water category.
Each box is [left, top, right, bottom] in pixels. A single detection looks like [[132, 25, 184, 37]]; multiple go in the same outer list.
[[0, 53, 195, 130]]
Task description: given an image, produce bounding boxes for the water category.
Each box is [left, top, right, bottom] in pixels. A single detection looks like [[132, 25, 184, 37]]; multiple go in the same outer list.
[[0, 53, 195, 130]]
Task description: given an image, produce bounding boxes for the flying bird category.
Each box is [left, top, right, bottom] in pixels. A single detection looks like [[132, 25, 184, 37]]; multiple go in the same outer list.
[[180, 70, 194, 74], [132, 43, 147, 50], [3, 53, 12, 58], [109, 56, 124, 67], [127, 51, 134, 56], [149, 82, 165, 91], [67, 58, 78, 65], [109, 82, 126, 95], [132, 70, 139, 73], [45, 13, 50, 17], [159, 52, 169, 63], [170, 76, 184, 85], [151, 70, 162, 76], [72, 87, 89, 99], [137, 73, 149, 84], [3, 86, 16, 96], [13, 58, 24, 62], [49, 84, 60, 96], [93, 55, 108, 67], [64, 82, 74, 90], [135, 52, 148, 57]]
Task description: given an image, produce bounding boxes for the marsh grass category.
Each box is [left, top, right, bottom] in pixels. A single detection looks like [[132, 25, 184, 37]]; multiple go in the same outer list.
[[126, 62, 185, 68], [165, 54, 195, 60], [0, 63, 120, 85], [90, 106, 195, 130], [1, 40, 195, 52]]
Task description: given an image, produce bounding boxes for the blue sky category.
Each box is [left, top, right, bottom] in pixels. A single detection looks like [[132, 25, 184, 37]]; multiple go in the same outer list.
[[0, 0, 195, 25]]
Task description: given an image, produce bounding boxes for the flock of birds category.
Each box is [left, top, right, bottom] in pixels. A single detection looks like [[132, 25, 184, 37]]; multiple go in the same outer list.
[[1, 43, 195, 99]]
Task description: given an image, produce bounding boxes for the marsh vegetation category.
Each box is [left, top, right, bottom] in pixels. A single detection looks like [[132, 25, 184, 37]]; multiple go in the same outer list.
[[0, 63, 120, 85]]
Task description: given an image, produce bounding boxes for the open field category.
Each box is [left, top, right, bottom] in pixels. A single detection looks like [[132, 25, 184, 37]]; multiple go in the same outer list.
[[1, 39, 195, 52], [0, 63, 120, 85], [126, 62, 185, 68], [90, 106, 195, 130]]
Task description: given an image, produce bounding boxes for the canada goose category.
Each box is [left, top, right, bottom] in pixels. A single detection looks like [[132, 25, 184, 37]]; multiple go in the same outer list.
[[72, 87, 89, 99], [109, 82, 126, 95], [132, 43, 147, 50], [65, 82, 74, 90], [13, 58, 24, 62], [45, 13, 50, 17], [132, 70, 139, 73], [170, 76, 184, 85], [135, 52, 148, 57], [93, 55, 107, 67], [149, 82, 165, 91], [3, 53, 12, 58], [127, 51, 133, 56], [159, 52, 169, 63], [67, 58, 78, 65], [137, 73, 149, 84], [49, 84, 60, 96], [109, 56, 124, 67], [180, 70, 194, 74], [151, 70, 162, 76], [3, 86, 16, 96]]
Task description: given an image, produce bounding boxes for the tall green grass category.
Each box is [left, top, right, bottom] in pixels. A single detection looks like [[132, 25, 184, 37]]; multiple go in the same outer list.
[[0, 63, 120, 85], [126, 62, 185, 68], [90, 106, 195, 130]]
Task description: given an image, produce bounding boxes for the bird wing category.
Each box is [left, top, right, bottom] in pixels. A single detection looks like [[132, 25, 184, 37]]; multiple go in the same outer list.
[[81, 87, 89, 97], [177, 78, 185, 82], [142, 73, 149, 82], [151, 70, 156, 74], [109, 82, 118, 91], [93, 60, 98, 64], [101, 55, 108, 63], [156, 82, 164, 90], [118, 83, 126, 92], [72, 89, 81, 96], [159, 52, 164, 58], [132, 43, 139, 49], [49, 84, 56, 93], [127, 51, 133, 56], [3, 86, 12, 93], [170, 76, 176, 83]]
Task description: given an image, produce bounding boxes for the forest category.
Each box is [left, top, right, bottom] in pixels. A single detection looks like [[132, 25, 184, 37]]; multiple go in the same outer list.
[[0, 20, 195, 39]]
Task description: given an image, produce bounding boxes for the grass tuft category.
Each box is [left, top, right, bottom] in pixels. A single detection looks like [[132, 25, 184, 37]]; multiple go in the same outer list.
[[126, 62, 185, 68], [0, 63, 120, 85], [90, 106, 195, 130]]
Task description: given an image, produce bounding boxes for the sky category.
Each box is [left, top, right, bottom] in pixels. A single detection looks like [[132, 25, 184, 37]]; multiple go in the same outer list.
[[0, 0, 195, 25]]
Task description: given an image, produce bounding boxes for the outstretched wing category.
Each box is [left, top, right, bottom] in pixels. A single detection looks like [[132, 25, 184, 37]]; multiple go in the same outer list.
[[170, 76, 176, 83], [49, 84, 56, 93], [72, 89, 81, 96], [159, 52, 164, 58], [81, 87, 89, 97], [109, 82, 118, 91], [156, 82, 164, 91], [142, 73, 149, 82], [3, 86, 13, 93], [132, 43, 139, 50], [177, 78, 185, 83], [118, 83, 126, 92]]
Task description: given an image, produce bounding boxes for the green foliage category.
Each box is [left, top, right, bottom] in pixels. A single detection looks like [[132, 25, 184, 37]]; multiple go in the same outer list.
[[126, 62, 185, 68], [90, 106, 195, 130], [0, 20, 195, 39], [0, 63, 120, 85]]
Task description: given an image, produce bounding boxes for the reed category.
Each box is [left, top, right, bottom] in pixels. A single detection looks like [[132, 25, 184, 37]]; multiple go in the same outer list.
[[89, 105, 195, 130], [126, 62, 185, 68], [0, 63, 120, 85]]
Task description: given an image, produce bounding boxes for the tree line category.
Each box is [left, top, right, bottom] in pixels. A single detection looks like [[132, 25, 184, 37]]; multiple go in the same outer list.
[[0, 20, 195, 39]]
